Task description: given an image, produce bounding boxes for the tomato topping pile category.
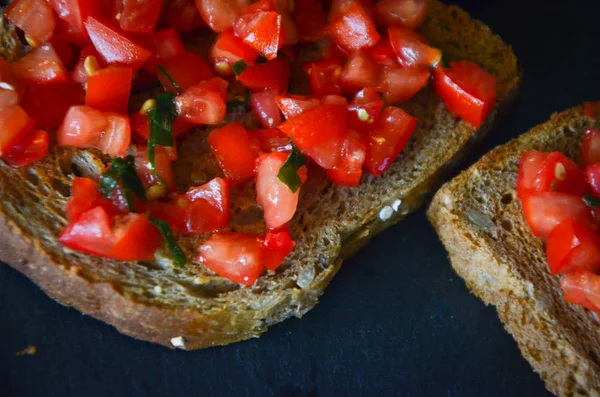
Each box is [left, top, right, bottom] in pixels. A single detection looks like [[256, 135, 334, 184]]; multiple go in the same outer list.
[[0, 0, 496, 286], [518, 129, 600, 314]]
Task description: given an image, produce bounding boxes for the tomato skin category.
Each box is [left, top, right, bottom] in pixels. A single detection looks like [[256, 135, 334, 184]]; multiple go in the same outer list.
[[586, 164, 600, 198], [142, 29, 186, 71], [581, 128, 600, 168], [49, 0, 103, 45], [328, 2, 380, 52], [195, 0, 249, 32], [117, 0, 162, 34], [134, 146, 176, 194], [84, 17, 152, 72], [263, 226, 295, 270], [275, 94, 320, 120], [233, 10, 283, 60], [0, 89, 19, 110], [197, 232, 265, 286], [85, 66, 132, 113], [364, 106, 417, 176], [157, 51, 214, 93], [517, 151, 548, 200], [21, 82, 85, 129], [210, 30, 259, 75], [546, 218, 600, 275], [251, 128, 291, 153], [175, 78, 228, 125], [293, 0, 326, 42], [238, 57, 290, 93], [250, 89, 282, 128], [208, 123, 259, 182], [340, 51, 380, 93], [378, 65, 430, 105], [3, 129, 49, 168], [0, 106, 35, 156], [65, 177, 128, 223], [256, 152, 301, 229], [164, 0, 204, 32], [107, 213, 162, 261], [184, 177, 230, 234], [346, 87, 383, 131], [432, 61, 497, 128], [365, 37, 396, 67], [388, 26, 441, 69], [561, 270, 600, 313], [326, 129, 367, 187], [6, 0, 56, 46], [60, 206, 116, 256], [373, 0, 427, 30], [12, 44, 69, 84], [304, 59, 343, 97], [321, 95, 347, 106], [521, 191, 596, 238]]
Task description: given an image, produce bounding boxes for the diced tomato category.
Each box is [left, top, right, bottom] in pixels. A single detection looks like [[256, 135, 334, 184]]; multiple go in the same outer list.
[[65, 177, 128, 223], [561, 270, 600, 314], [85, 17, 152, 71], [293, 0, 326, 42], [328, 2, 380, 52], [57, 106, 131, 157], [326, 129, 367, 187], [0, 57, 24, 99], [116, 0, 162, 34], [585, 102, 599, 121], [250, 89, 282, 128], [85, 66, 132, 113], [6, 0, 55, 46], [197, 232, 265, 286], [175, 77, 227, 125], [586, 164, 600, 198], [195, 0, 249, 32], [263, 226, 295, 270], [131, 112, 194, 142], [142, 29, 186, 71], [210, 30, 259, 75], [546, 218, 600, 275], [388, 26, 441, 69], [0, 106, 35, 156], [374, 0, 427, 30], [321, 95, 348, 106], [432, 61, 497, 128], [208, 123, 259, 182], [329, 0, 375, 22], [60, 206, 115, 256], [233, 10, 283, 60], [256, 152, 302, 229], [21, 82, 84, 129], [251, 128, 291, 153], [49, 37, 76, 69], [12, 43, 69, 84], [134, 146, 176, 195], [378, 65, 430, 105], [0, 89, 19, 110], [156, 51, 214, 93], [278, 104, 347, 169], [238, 56, 290, 93], [521, 192, 596, 238], [165, 0, 205, 32], [184, 177, 230, 234], [346, 87, 383, 131], [581, 128, 600, 168], [364, 106, 416, 176], [71, 45, 104, 84], [340, 51, 380, 93], [517, 151, 548, 200], [2, 129, 49, 168], [275, 94, 320, 119], [304, 59, 343, 97], [365, 37, 396, 67], [49, 0, 103, 45]]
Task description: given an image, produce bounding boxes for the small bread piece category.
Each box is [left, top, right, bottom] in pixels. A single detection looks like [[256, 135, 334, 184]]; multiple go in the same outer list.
[[0, 1, 520, 349], [428, 104, 600, 396]]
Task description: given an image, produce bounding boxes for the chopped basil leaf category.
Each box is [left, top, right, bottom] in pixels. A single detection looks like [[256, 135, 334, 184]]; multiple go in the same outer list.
[[147, 92, 177, 186], [255, 55, 268, 64], [149, 216, 187, 267], [277, 145, 307, 193], [232, 59, 248, 76], [583, 194, 600, 207], [156, 65, 182, 94], [99, 156, 146, 212]]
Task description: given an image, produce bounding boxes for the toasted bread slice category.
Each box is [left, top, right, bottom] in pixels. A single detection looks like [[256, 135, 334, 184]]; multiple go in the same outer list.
[[0, 1, 519, 350], [428, 104, 600, 396]]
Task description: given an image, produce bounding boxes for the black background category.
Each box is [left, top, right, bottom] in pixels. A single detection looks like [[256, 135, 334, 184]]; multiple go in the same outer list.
[[2, 0, 600, 396]]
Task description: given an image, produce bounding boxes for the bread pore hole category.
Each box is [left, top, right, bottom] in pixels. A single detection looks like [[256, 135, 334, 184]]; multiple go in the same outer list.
[[51, 179, 71, 198], [26, 169, 40, 186], [501, 220, 513, 232], [501, 193, 513, 205]]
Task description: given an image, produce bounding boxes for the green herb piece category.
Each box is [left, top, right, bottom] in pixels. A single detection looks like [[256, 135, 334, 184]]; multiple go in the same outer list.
[[149, 216, 187, 267], [99, 156, 146, 212], [232, 59, 248, 76], [255, 55, 268, 64], [147, 92, 177, 186], [156, 65, 182, 94], [277, 145, 307, 193], [583, 194, 600, 207]]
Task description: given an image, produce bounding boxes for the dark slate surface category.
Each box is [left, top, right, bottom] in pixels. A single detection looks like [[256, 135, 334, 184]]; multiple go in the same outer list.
[[2, 0, 600, 396]]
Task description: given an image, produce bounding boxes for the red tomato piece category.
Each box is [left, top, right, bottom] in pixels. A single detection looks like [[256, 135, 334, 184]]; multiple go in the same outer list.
[[561, 270, 600, 314], [0, 57, 24, 100], [197, 232, 265, 286], [0, 89, 19, 110], [321, 95, 348, 106], [238, 56, 290, 93], [251, 128, 291, 153], [195, 0, 249, 32], [210, 30, 259, 75], [21, 82, 84, 129], [12, 43, 69, 84], [293, 0, 326, 42], [49, 0, 102, 45], [275, 94, 320, 120], [517, 151, 548, 200], [60, 206, 115, 256], [85, 66, 132, 113], [328, 2, 380, 52], [142, 29, 186, 71], [85, 17, 152, 71], [71, 45, 104, 84], [117, 0, 162, 34], [304, 59, 343, 97], [546, 218, 600, 275], [208, 123, 259, 182], [329, 0, 374, 22], [256, 152, 302, 229], [326, 129, 367, 187], [2, 129, 49, 168], [347, 87, 384, 131], [585, 102, 599, 121], [6, 0, 55, 46], [107, 213, 163, 261], [378, 65, 430, 105], [184, 177, 230, 234], [340, 51, 380, 93], [157, 51, 214, 93], [175, 77, 227, 125], [0, 106, 35, 156], [581, 128, 600, 168], [130, 112, 193, 142], [364, 106, 417, 176], [365, 37, 396, 67], [134, 146, 176, 195], [521, 191, 596, 238], [165, 0, 205, 32], [263, 226, 295, 270], [586, 164, 600, 198], [374, 0, 427, 30], [432, 61, 497, 128], [278, 104, 347, 170], [250, 89, 282, 128], [388, 26, 441, 69], [233, 10, 283, 60], [65, 177, 128, 223]]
